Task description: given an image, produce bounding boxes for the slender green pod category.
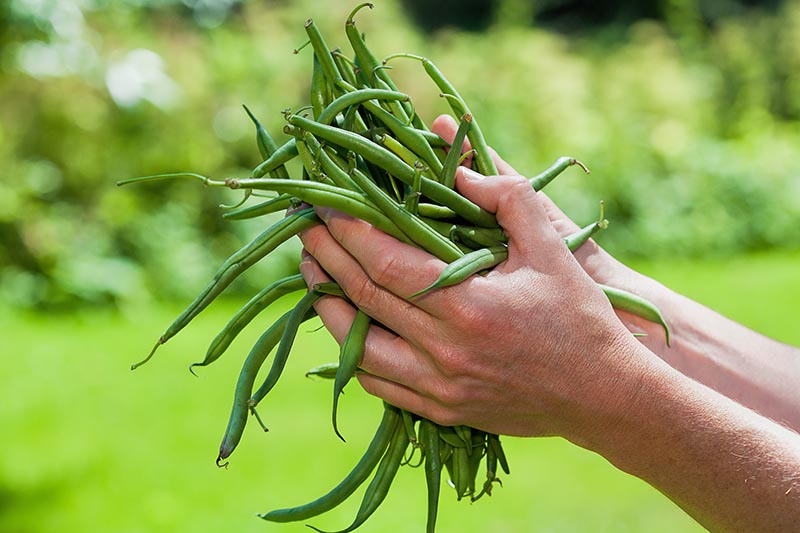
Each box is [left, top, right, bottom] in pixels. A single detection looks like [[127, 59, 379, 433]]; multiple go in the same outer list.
[[262, 405, 400, 523], [488, 433, 510, 475], [599, 284, 671, 346], [217, 310, 292, 466], [243, 105, 291, 179], [317, 89, 411, 126], [249, 289, 324, 407], [529, 156, 590, 192], [332, 310, 371, 441], [305, 362, 339, 380], [304, 18, 345, 92], [130, 208, 319, 370], [332, 48, 359, 86], [311, 54, 332, 120], [251, 139, 299, 179], [221, 194, 293, 220], [189, 274, 306, 374], [411, 245, 507, 298], [383, 53, 497, 175], [348, 167, 464, 262], [312, 420, 410, 533], [564, 201, 609, 252], [450, 225, 507, 250], [441, 113, 472, 189], [419, 419, 442, 533]]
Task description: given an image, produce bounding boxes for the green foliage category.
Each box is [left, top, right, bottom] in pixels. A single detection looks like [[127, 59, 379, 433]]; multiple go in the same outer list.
[[1, 0, 799, 308]]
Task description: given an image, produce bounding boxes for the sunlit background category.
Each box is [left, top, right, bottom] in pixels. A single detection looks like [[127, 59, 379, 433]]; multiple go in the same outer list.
[[2, 0, 799, 531]]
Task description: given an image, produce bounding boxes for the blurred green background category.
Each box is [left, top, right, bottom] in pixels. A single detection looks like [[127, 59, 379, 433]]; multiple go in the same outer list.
[[1, 0, 798, 531]]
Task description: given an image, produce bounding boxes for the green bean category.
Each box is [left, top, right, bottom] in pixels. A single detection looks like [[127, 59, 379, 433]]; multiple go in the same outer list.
[[251, 138, 299, 179], [528, 156, 590, 192], [599, 284, 671, 346], [221, 194, 293, 220], [332, 309, 371, 441], [311, 54, 332, 120], [217, 310, 292, 465], [411, 245, 507, 298], [417, 203, 456, 220], [348, 167, 464, 262], [452, 446, 471, 499], [312, 281, 347, 297], [288, 115, 498, 228], [449, 225, 507, 250], [262, 404, 401, 523], [304, 18, 345, 93], [384, 53, 497, 176], [376, 133, 422, 170], [441, 113, 472, 189], [190, 273, 306, 374], [564, 201, 608, 253], [312, 418, 409, 533], [419, 420, 441, 533], [331, 49, 359, 87], [130, 207, 319, 370], [404, 162, 422, 215], [317, 89, 410, 126], [438, 426, 467, 448], [242, 104, 291, 180], [305, 362, 339, 380], [488, 433, 510, 475], [249, 289, 324, 407]]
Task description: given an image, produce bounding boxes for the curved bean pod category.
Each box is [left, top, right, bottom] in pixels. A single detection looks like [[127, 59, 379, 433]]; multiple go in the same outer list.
[[332, 309, 371, 441], [528, 156, 590, 192], [411, 245, 507, 298], [599, 283, 671, 346]]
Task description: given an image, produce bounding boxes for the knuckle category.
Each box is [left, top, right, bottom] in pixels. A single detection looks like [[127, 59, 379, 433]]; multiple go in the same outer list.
[[366, 247, 401, 288]]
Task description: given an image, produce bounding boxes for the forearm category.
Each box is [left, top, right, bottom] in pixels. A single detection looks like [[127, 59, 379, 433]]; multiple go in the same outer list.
[[606, 262, 800, 432], [574, 349, 800, 532]]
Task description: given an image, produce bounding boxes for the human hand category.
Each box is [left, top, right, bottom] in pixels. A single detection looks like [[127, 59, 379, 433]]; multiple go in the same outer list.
[[299, 164, 655, 442]]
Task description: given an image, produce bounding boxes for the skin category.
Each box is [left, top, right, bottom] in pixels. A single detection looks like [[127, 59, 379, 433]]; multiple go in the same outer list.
[[298, 115, 800, 532]]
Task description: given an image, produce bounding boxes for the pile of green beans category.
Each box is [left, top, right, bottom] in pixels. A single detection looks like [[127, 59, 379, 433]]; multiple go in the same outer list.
[[119, 4, 670, 531]]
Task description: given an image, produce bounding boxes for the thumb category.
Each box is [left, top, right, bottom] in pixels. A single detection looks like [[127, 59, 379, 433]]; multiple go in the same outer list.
[[455, 166, 566, 268]]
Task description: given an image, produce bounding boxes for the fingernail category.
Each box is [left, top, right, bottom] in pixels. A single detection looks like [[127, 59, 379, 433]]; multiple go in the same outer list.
[[299, 259, 313, 284], [459, 166, 484, 181], [315, 205, 332, 222]]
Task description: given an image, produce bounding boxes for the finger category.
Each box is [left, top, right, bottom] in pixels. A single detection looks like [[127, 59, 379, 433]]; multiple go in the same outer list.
[[454, 167, 570, 270], [311, 206, 453, 315], [299, 219, 443, 337], [300, 252, 437, 390]]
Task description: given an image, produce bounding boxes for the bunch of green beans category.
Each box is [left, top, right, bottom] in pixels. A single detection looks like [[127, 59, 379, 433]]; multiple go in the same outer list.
[[118, 4, 670, 531]]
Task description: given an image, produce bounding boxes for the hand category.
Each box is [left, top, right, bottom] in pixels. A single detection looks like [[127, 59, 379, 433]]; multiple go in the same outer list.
[[299, 163, 655, 441]]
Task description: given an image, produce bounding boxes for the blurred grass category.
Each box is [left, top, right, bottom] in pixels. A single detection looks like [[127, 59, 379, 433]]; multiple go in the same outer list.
[[3, 249, 798, 533]]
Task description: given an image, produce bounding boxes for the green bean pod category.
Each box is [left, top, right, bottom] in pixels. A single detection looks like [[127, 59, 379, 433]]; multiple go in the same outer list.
[[528, 156, 590, 192], [564, 201, 609, 253], [488, 433, 510, 475], [251, 139, 300, 179], [411, 245, 507, 298], [332, 309, 371, 441], [217, 310, 292, 465], [190, 274, 306, 374], [249, 289, 324, 407], [221, 194, 293, 220], [317, 88, 411, 126], [419, 419, 442, 533], [262, 404, 400, 523], [312, 418, 410, 533], [441, 113, 472, 189], [311, 54, 333, 120], [599, 284, 671, 346], [348, 167, 464, 262], [243, 105, 291, 179], [131, 208, 319, 370]]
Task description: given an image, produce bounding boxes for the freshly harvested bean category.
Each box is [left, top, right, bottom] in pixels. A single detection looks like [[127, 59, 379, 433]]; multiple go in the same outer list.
[[190, 273, 306, 374], [383, 53, 497, 176], [348, 167, 464, 262], [488, 433, 510, 475], [129, 207, 319, 370], [450, 225, 507, 250], [417, 203, 457, 220], [441, 113, 472, 189], [419, 419, 442, 533], [304, 18, 345, 92], [311, 54, 332, 120], [242, 105, 291, 179], [262, 404, 400, 523], [313, 420, 410, 533], [528, 156, 590, 192], [221, 194, 293, 220], [305, 362, 340, 380], [332, 309, 371, 441], [217, 310, 293, 465], [288, 115, 498, 227], [317, 89, 410, 126], [251, 138, 300, 179], [404, 162, 422, 215], [249, 289, 325, 407], [564, 201, 608, 252], [599, 284, 671, 346], [401, 409, 418, 446], [331, 49, 359, 87], [411, 245, 507, 298]]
